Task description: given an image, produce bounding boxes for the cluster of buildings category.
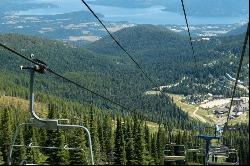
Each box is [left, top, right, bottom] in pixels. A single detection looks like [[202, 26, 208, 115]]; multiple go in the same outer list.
[[213, 98, 249, 119], [182, 93, 223, 105]]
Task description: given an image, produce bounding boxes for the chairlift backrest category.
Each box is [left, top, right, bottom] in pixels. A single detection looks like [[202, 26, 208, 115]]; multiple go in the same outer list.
[[164, 143, 186, 158]]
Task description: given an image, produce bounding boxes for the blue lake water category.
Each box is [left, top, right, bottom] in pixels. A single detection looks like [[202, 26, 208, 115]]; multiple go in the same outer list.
[[17, 0, 248, 25]]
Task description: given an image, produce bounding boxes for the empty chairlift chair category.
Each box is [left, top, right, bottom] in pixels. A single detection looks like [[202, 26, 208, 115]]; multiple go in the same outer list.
[[227, 149, 239, 165], [187, 146, 206, 164], [207, 146, 239, 165], [8, 62, 94, 165], [163, 143, 186, 165]]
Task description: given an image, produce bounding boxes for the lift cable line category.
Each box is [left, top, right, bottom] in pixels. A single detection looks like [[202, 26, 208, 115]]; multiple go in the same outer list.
[[180, 0, 197, 66], [225, 22, 249, 127], [0, 42, 132, 112], [46, 68, 132, 111], [80, 0, 174, 124], [0, 43, 40, 66], [80, 0, 158, 88]]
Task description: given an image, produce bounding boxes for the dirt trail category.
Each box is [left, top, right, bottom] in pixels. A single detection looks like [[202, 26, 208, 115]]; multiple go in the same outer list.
[[192, 107, 207, 123]]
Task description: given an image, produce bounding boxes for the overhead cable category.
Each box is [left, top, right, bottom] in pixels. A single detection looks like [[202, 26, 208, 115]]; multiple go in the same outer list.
[[225, 22, 249, 127], [180, 0, 198, 66], [0, 42, 132, 112], [80, 0, 158, 88]]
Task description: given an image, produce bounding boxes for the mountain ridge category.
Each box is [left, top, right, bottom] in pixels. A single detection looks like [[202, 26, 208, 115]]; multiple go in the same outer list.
[[88, 25, 189, 55], [225, 23, 248, 36], [87, 24, 249, 96], [88, 0, 248, 17]]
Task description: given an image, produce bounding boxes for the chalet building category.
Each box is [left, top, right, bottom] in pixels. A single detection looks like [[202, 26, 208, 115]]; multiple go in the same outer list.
[[214, 108, 228, 115], [232, 98, 243, 106]]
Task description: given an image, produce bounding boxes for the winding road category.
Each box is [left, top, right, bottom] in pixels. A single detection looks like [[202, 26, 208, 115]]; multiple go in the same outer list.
[[192, 107, 207, 123]]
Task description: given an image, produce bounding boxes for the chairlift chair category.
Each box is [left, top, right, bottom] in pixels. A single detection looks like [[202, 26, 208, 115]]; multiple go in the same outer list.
[[227, 149, 239, 165], [206, 125, 239, 165], [187, 144, 204, 153], [186, 144, 206, 164], [196, 148, 206, 157], [187, 147, 205, 156], [8, 62, 94, 165], [163, 143, 186, 165], [207, 147, 239, 165], [193, 124, 240, 165]]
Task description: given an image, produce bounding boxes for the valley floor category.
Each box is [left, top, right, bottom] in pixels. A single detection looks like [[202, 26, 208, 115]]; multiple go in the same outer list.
[[169, 94, 249, 126]]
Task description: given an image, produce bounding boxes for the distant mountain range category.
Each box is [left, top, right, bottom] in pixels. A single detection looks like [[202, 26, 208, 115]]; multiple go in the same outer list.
[[1, 0, 248, 17], [0, 11, 109, 45], [0, 0, 56, 14], [0, 0, 248, 44], [0, 8, 244, 46], [226, 24, 248, 36], [88, 0, 249, 17]]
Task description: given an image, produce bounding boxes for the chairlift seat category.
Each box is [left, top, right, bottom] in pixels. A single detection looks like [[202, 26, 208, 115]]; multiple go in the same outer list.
[[208, 161, 238, 165], [187, 148, 200, 152], [165, 156, 186, 161]]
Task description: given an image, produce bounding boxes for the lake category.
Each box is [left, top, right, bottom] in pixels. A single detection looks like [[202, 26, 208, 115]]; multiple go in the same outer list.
[[16, 0, 248, 25]]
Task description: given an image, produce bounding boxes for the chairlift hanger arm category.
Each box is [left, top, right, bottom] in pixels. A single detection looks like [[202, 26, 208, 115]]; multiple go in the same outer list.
[[21, 64, 46, 74]]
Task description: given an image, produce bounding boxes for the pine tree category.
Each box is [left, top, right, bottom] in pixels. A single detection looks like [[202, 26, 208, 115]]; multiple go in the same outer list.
[[46, 129, 70, 165], [97, 115, 106, 163], [45, 129, 59, 165], [144, 123, 153, 164], [125, 119, 135, 165], [114, 118, 126, 165], [56, 130, 70, 165], [151, 133, 158, 164], [134, 121, 147, 165], [45, 104, 58, 164], [156, 125, 165, 165], [102, 115, 114, 164], [0, 107, 12, 164], [0, 151, 3, 165], [12, 127, 26, 165], [26, 127, 46, 164], [69, 124, 88, 165], [144, 123, 151, 152], [45, 104, 69, 165]]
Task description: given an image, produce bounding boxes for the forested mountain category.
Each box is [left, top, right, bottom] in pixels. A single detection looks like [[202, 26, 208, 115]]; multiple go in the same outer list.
[[88, 25, 188, 54], [0, 33, 192, 124], [1, 25, 248, 118], [88, 25, 249, 96]]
